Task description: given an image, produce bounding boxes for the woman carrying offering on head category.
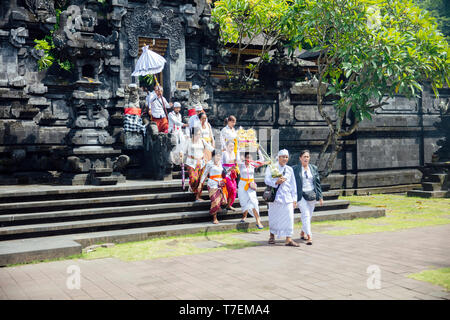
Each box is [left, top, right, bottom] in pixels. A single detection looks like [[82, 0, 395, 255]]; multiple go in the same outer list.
[[180, 127, 214, 202], [293, 150, 323, 245], [200, 150, 228, 224]]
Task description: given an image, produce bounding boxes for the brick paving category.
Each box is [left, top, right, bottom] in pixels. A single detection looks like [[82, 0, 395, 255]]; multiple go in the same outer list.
[[0, 224, 449, 300]]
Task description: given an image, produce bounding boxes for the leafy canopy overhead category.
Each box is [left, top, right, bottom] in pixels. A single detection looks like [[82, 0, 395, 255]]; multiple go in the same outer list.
[[212, 0, 449, 177], [284, 0, 449, 121], [212, 0, 290, 46]]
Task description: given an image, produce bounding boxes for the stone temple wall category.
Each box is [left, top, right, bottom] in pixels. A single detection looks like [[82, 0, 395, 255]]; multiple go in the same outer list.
[[0, 0, 447, 190], [210, 85, 447, 190]]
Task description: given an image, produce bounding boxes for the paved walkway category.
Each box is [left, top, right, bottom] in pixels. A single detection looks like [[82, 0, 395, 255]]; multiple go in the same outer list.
[[0, 224, 449, 300]]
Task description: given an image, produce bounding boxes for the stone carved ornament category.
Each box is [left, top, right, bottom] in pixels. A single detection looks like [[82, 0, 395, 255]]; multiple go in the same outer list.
[[187, 84, 209, 110], [124, 84, 140, 109], [25, 0, 56, 23], [180, 0, 212, 30], [9, 27, 28, 48], [52, 5, 117, 55], [125, 0, 184, 60]]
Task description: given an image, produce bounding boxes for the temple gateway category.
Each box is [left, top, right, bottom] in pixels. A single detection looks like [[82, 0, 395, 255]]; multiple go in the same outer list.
[[0, 0, 448, 193]]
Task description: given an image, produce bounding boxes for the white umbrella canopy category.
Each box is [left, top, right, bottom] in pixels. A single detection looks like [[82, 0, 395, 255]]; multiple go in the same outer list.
[[132, 45, 166, 76]]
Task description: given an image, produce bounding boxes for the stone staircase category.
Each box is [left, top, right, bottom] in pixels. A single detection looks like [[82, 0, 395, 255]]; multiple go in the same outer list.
[[407, 162, 450, 198], [0, 175, 385, 266]]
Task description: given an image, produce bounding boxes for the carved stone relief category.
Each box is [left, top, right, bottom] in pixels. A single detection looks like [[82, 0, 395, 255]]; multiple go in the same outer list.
[[125, 1, 184, 60]]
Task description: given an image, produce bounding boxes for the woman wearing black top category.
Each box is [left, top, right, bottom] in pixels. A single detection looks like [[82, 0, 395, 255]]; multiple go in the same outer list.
[[293, 150, 323, 245]]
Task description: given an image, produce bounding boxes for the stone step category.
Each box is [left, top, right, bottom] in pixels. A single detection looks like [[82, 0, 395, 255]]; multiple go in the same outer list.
[[91, 175, 119, 186], [0, 207, 252, 239], [0, 237, 82, 267], [90, 168, 113, 175], [0, 199, 350, 227], [0, 180, 193, 202], [0, 188, 340, 214], [423, 173, 447, 184], [422, 182, 443, 191], [0, 178, 336, 204], [0, 178, 264, 203], [0, 205, 385, 266], [406, 190, 449, 198]]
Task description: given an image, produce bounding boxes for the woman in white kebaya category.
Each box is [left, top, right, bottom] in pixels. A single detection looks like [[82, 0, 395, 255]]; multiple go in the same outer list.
[[220, 115, 237, 152], [200, 151, 228, 224], [264, 149, 299, 247], [237, 149, 268, 229], [180, 128, 214, 202], [199, 112, 215, 162]]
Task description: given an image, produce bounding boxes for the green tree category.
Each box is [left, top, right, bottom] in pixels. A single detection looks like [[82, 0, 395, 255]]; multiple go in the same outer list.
[[413, 0, 450, 40], [211, 0, 290, 83], [283, 0, 450, 177]]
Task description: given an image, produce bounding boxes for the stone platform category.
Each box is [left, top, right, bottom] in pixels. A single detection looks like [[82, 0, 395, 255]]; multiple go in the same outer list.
[[0, 179, 385, 266], [407, 162, 450, 198]]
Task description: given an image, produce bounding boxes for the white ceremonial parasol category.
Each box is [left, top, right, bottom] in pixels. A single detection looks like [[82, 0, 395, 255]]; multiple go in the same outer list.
[[132, 45, 166, 78]]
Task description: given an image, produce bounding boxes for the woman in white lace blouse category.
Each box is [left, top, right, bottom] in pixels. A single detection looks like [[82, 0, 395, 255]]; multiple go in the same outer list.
[[180, 128, 214, 202], [237, 149, 269, 229]]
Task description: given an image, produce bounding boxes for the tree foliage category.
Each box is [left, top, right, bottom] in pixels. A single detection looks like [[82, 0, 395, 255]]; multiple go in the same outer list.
[[212, 0, 449, 177], [413, 0, 450, 41], [211, 0, 290, 84], [283, 0, 449, 176]]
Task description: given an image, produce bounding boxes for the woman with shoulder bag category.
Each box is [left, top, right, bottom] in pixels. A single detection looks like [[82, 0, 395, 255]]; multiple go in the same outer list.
[[293, 150, 324, 245], [264, 149, 299, 247]]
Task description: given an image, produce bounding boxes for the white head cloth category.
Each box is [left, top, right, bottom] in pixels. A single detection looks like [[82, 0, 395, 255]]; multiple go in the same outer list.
[[173, 102, 181, 108], [194, 103, 203, 111], [278, 149, 289, 157]]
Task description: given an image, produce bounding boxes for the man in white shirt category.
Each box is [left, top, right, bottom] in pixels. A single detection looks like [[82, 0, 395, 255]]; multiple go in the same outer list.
[[168, 102, 188, 165], [188, 102, 203, 131], [168, 102, 187, 133], [146, 85, 172, 133]]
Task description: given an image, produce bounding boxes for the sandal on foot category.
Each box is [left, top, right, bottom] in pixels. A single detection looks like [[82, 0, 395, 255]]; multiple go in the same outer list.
[[306, 240, 312, 245], [256, 224, 264, 229], [285, 241, 300, 247], [268, 238, 275, 245]]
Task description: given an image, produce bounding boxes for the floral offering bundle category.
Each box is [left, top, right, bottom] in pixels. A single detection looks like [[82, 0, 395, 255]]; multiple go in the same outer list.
[[237, 127, 259, 149]]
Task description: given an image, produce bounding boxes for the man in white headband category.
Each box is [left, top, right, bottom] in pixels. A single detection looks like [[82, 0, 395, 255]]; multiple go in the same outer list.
[[168, 102, 188, 165], [188, 102, 203, 130], [264, 149, 299, 247], [168, 102, 187, 134]]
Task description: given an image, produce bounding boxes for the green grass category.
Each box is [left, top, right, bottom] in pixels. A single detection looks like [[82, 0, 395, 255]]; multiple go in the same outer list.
[[83, 233, 259, 262], [309, 194, 450, 236], [408, 268, 450, 291], [6, 228, 263, 267]]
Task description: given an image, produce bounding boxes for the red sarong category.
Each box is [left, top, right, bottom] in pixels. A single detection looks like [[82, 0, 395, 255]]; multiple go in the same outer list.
[[152, 116, 168, 133]]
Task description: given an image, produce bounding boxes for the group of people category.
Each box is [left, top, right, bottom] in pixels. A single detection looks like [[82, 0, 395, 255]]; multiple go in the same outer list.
[[143, 85, 324, 246]]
